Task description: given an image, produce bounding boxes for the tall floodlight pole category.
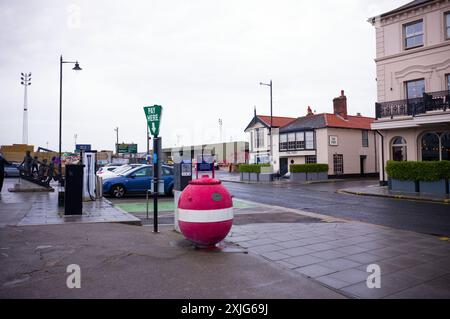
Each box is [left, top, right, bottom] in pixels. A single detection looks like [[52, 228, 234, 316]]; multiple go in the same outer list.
[[59, 55, 82, 182], [260, 80, 273, 165], [218, 118, 223, 143], [20, 72, 32, 144]]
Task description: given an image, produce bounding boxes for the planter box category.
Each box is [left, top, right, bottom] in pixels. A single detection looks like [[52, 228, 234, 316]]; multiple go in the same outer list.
[[317, 172, 328, 180], [240, 172, 250, 181], [291, 172, 307, 182], [391, 179, 416, 193], [419, 179, 447, 195], [259, 173, 273, 182], [249, 172, 259, 181]]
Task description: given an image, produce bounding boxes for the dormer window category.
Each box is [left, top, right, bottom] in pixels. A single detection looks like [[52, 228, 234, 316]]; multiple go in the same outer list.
[[404, 20, 423, 49]]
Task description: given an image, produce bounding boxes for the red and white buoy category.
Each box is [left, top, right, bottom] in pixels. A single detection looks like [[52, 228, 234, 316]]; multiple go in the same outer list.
[[178, 175, 233, 247]]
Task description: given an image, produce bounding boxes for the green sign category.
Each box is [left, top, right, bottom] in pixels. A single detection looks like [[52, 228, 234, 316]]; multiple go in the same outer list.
[[117, 143, 137, 154], [143, 105, 163, 137]]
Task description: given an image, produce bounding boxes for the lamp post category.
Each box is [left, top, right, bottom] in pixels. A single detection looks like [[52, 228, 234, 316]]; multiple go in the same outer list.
[[114, 127, 119, 154], [20, 72, 32, 145], [59, 55, 82, 181], [259, 80, 273, 165]]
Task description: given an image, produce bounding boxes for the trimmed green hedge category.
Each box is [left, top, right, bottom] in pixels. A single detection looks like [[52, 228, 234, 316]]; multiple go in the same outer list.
[[238, 164, 271, 173], [289, 163, 329, 173], [386, 160, 450, 181]]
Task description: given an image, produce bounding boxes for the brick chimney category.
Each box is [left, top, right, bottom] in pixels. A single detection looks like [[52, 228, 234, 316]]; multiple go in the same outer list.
[[306, 105, 314, 116], [333, 90, 347, 119]]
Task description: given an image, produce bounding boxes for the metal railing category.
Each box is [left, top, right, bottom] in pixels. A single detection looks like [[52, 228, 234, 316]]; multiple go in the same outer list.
[[375, 90, 449, 119]]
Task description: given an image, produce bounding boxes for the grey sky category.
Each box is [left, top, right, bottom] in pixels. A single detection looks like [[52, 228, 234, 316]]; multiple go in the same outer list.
[[0, 0, 408, 152]]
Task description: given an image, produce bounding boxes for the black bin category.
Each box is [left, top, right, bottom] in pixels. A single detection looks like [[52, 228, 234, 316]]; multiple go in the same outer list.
[[64, 164, 84, 215]]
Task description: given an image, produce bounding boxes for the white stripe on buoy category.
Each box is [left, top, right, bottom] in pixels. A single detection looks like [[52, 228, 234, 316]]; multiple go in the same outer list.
[[178, 207, 233, 223]]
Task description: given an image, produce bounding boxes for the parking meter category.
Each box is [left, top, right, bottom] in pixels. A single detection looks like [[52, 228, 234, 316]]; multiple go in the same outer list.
[[174, 160, 192, 192], [174, 160, 192, 232]]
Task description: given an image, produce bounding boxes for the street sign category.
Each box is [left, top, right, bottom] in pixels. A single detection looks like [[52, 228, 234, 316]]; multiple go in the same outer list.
[[75, 144, 91, 152], [117, 143, 137, 154], [143, 105, 163, 137]]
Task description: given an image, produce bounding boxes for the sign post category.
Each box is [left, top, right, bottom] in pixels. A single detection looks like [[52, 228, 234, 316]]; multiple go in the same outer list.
[[143, 105, 163, 233]]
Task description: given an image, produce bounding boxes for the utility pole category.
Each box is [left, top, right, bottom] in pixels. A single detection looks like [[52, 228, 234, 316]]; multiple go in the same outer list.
[[74, 133, 77, 151], [20, 72, 31, 145]]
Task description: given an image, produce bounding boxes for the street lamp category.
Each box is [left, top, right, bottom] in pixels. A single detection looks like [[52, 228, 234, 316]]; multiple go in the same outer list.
[[218, 118, 223, 143], [260, 80, 273, 165], [20, 72, 32, 145], [59, 55, 82, 182]]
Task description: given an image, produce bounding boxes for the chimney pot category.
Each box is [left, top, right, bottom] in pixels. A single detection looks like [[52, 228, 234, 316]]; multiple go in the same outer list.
[[341, 90, 345, 96]]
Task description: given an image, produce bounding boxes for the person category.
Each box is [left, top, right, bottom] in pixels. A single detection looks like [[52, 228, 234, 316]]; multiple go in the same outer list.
[[0, 152, 11, 193], [31, 156, 39, 176], [20, 151, 33, 176], [38, 158, 48, 182], [46, 157, 56, 184]]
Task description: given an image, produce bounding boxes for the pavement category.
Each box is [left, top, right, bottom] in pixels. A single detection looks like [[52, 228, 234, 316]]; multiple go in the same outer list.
[[1, 176, 450, 299], [339, 184, 450, 204], [0, 178, 140, 227], [226, 202, 450, 299]]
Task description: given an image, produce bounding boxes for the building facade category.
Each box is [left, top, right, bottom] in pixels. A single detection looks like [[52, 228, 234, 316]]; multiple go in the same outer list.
[[279, 91, 377, 177], [244, 112, 296, 172], [369, 0, 450, 184], [244, 91, 377, 177]]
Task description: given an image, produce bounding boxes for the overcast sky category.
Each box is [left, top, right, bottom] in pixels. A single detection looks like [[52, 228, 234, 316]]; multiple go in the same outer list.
[[0, 0, 409, 152]]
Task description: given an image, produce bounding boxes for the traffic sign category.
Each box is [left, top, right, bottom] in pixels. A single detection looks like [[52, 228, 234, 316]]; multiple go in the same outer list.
[[143, 105, 163, 137]]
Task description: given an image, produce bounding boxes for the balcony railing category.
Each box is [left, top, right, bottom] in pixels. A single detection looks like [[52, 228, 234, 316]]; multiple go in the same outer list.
[[375, 90, 450, 119]]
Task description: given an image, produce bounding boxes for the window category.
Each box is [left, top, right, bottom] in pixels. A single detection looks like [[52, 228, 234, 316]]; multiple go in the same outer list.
[[391, 137, 407, 161], [132, 167, 151, 177], [362, 130, 369, 147], [442, 132, 450, 161], [305, 132, 314, 149], [421, 133, 440, 161], [305, 155, 317, 164], [295, 132, 305, 149], [406, 79, 425, 99], [255, 128, 265, 148], [447, 74, 450, 91], [162, 166, 173, 176], [333, 154, 344, 175], [446, 12, 450, 40], [404, 20, 423, 49], [279, 134, 288, 151], [280, 131, 315, 151], [288, 133, 296, 150], [250, 131, 253, 151]]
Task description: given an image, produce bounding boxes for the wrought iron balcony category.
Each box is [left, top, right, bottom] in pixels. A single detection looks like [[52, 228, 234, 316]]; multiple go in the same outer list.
[[375, 90, 450, 119]]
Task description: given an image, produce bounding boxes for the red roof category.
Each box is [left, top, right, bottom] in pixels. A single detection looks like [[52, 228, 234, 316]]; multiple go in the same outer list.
[[324, 113, 374, 130], [257, 115, 296, 127]]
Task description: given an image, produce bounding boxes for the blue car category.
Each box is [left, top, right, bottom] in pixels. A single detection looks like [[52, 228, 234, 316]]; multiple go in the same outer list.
[[102, 164, 174, 198]]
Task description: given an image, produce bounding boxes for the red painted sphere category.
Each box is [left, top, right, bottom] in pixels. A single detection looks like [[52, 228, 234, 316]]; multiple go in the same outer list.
[[178, 175, 233, 247]]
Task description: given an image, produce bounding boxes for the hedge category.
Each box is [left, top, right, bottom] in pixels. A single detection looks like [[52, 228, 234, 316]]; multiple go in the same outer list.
[[386, 160, 450, 181], [238, 164, 271, 173], [289, 163, 329, 173]]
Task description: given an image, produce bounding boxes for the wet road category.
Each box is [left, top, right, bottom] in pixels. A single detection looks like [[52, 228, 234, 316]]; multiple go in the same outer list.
[[222, 179, 450, 237]]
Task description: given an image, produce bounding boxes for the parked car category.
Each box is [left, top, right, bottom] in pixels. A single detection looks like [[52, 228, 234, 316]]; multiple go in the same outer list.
[[4, 162, 20, 177], [96, 165, 121, 177], [102, 165, 174, 198], [101, 164, 144, 180]]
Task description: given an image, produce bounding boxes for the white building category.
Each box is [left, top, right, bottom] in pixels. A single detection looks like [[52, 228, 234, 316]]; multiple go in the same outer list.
[[369, 0, 450, 184], [245, 91, 378, 177]]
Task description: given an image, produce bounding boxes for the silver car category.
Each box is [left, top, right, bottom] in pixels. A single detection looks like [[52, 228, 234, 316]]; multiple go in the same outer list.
[[4, 163, 20, 177]]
